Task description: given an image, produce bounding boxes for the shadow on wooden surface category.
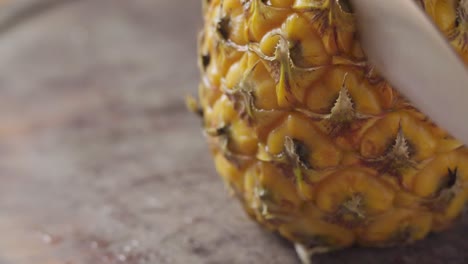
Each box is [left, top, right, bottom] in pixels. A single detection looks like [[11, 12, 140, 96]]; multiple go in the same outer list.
[[0, 1, 466, 264]]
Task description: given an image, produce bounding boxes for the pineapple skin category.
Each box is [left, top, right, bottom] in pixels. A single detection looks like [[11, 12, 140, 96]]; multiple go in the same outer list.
[[197, 0, 468, 250]]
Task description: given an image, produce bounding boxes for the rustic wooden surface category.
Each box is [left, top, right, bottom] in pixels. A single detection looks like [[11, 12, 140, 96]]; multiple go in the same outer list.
[[0, 1, 467, 263]]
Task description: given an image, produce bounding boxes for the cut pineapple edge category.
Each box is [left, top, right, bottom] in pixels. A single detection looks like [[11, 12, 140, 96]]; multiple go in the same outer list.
[[191, 0, 468, 263]]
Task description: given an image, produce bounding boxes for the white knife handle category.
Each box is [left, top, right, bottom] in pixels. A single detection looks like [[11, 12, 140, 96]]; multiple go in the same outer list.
[[351, 0, 468, 145]]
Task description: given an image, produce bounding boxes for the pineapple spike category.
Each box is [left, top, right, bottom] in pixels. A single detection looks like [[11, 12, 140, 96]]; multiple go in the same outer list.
[[251, 0, 290, 13], [445, 0, 468, 45], [204, 123, 229, 137], [391, 126, 411, 160], [293, 166, 309, 200], [248, 29, 283, 61], [366, 125, 417, 179], [249, 31, 325, 75], [218, 135, 252, 167], [256, 137, 313, 199], [458, 0, 468, 24], [296, 108, 329, 120], [221, 62, 260, 121], [336, 0, 353, 13], [342, 193, 366, 220], [326, 193, 368, 228], [284, 136, 312, 170], [197, 31, 209, 72], [293, 0, 331, 10], [328, 0, 354, 26], [274, 34, 291, 64], [276, 34, 299, 105], [327, 73, 354, 119], [248, 42, 276, 62], [212, 2, 249, 52], [255, 141, 288, 163], [205, 124, 251, 167], [251, 32, 324, 106], [299, 73, 372, 126], [284, 137, 313, 200], [319, 73, 371, 135], [327, 1, 335, 26], [185, 95, 204, 118], [423, 167, 468, 212], [222, 61, 259, 94], [274, 34, 326, 72], [260, 204, 295, 223], [253, 187, 295, 223], [295, 243, 332, 264], [331, 55, 367, 68], [257, 136, 314, 171]]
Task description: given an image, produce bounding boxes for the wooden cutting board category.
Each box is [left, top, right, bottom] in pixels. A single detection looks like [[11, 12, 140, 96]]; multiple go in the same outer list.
[[0, 1, 466, 263]]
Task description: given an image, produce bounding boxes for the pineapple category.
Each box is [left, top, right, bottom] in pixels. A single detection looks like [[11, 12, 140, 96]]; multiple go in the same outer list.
[[192, 0, 468, 261]]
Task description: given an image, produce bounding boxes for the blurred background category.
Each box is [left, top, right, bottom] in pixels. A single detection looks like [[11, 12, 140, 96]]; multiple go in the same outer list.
[[0, 1, 466, 264]]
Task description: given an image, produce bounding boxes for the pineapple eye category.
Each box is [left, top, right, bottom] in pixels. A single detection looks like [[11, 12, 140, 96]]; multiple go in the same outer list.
[[284, 137, 312, 170], [456, 0, 468, 27], [337, 0, 354, 13], [436, 167, 458, 195], [216, 17, 231, 40], [201, 53, 211, 70]]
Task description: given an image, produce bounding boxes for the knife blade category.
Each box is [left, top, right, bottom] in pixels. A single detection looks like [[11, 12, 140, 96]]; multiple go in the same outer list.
[[350, 0, 468, 145]]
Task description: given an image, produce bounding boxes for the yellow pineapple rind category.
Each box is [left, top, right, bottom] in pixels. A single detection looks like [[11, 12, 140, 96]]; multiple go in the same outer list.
[[198, 0, 468, 252]]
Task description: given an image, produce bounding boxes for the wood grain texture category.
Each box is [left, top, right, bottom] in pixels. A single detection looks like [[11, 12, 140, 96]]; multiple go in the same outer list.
[[0, 1, 466, 264]]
